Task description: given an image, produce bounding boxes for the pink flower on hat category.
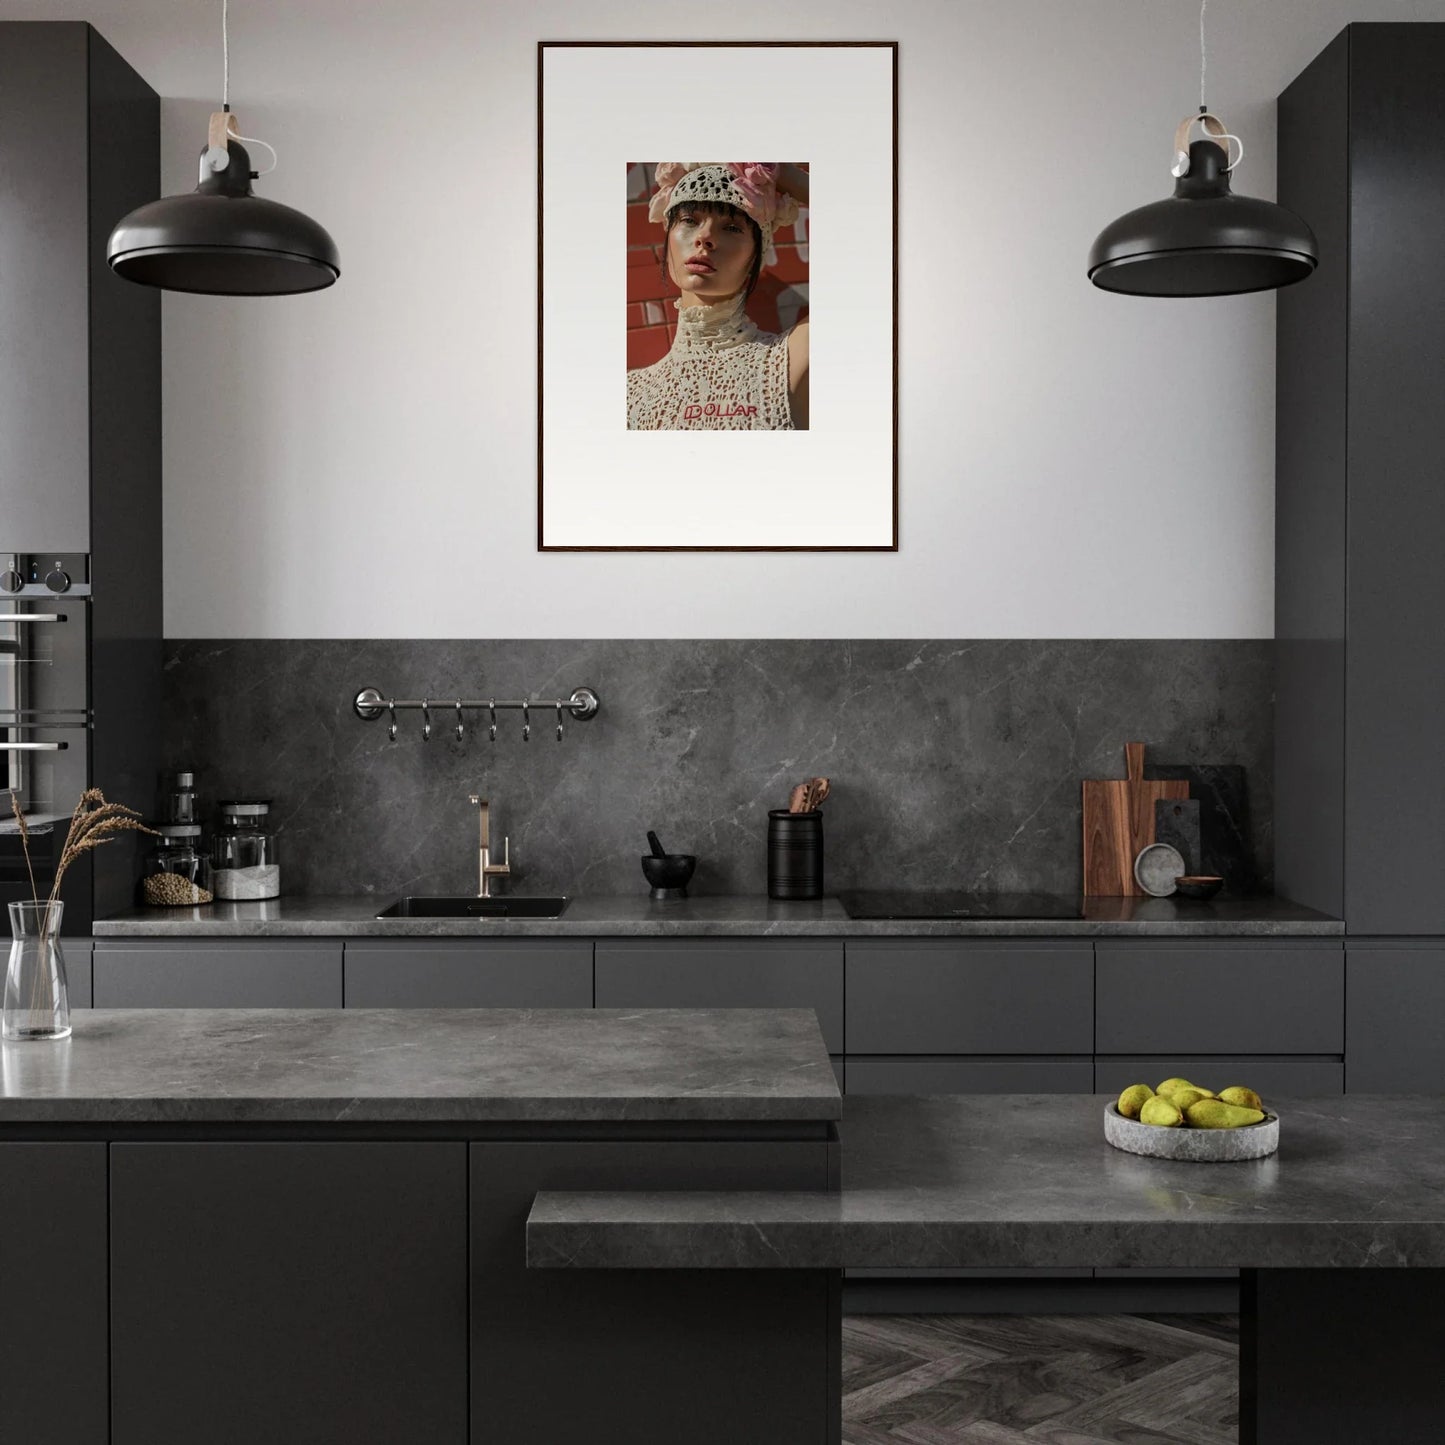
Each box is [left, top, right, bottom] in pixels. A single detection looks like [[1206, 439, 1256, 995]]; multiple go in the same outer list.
[[726, 163, 780, 224]]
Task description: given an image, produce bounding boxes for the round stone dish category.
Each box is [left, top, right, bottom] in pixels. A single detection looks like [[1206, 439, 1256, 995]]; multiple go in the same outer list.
[[1104, 1103, 1279, 1161], [1134, 842, 1186, 897]]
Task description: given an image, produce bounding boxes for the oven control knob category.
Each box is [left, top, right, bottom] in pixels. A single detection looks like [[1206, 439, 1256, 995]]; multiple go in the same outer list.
[[0, 570, 21, 594], [44, 568, 71, 594]]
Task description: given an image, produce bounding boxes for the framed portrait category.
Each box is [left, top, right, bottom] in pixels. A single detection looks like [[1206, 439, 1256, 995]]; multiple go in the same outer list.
[[537, 41, 898, 551]]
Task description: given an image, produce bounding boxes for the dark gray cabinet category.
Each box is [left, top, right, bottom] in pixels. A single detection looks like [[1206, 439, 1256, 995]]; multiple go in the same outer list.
[[846, 1058, 1093, 1094], [1346, 944, 1445, 1092], [1095, 941, 1343, 1055], [93, 940, 343, 1007], [1094, 1057, 1344, 1098], [471, 1139, 835, 1444], [846, 941, 1093, 1056], [0, 1144, 108, 1445], [344, 939, 592, 1008], [595, 939, 844, 1053], [0, 22, 158, 550], [1277, 25, 1445, 934], [63, 940, 92, 1008], [110, 1142, 468, 1445]]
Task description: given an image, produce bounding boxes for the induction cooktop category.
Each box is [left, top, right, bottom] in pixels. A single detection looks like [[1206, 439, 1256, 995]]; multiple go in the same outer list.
[[837, 891, 1083, 920]]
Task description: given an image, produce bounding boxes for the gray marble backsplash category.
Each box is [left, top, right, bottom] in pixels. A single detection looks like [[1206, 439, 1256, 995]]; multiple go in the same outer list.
[[160, 640, 1273, 900]]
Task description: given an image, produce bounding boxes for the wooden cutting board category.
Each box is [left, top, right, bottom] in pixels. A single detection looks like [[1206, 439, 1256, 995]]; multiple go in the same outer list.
[[1082, 742, 1189, 896]]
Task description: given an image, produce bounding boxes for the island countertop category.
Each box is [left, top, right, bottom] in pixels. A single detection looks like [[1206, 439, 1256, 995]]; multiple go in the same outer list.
[[0, 1007, 841, 1125], [528, 1093, 1445, 1270], [90, 893, 1343, 938]]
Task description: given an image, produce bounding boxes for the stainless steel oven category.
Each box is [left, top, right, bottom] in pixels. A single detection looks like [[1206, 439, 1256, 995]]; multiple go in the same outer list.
[[0, 554, 92, 927]]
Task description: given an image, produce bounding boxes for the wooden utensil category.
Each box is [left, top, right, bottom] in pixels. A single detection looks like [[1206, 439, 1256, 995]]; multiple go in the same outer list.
[[1082, 742, 1189, 896]]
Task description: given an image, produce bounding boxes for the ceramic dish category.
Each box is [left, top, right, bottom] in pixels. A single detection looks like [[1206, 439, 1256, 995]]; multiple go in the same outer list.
[[1104, 1103, 1280, 1161], [1134, 842, 1186, 897]]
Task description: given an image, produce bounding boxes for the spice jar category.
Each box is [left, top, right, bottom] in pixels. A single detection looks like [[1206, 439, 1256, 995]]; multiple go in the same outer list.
[[210, 800, 281, 901], [140, 825, 214, 907], [158, 770, 199, 825]]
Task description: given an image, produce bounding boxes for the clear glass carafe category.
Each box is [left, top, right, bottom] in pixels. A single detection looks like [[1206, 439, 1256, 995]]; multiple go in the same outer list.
[[4, 901, 71, 1042]]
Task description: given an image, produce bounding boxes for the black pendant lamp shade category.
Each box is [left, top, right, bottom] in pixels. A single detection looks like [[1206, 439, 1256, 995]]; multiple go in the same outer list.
[[1088, 134, 1317, 298], [108, 133, 339, 296]]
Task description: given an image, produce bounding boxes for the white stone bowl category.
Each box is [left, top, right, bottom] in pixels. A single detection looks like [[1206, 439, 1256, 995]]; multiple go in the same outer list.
[[1104, 1102, 1280, 1161]]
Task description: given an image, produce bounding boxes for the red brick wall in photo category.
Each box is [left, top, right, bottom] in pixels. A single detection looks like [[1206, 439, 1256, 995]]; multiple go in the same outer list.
[[626, 162, 809, 371]]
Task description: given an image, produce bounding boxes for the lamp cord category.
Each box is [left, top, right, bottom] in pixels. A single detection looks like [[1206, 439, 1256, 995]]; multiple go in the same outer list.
[[1199, 0, 1207, 111]]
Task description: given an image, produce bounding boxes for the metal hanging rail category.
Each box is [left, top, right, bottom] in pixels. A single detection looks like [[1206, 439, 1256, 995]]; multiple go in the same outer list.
[[352, 686, 600, 743]]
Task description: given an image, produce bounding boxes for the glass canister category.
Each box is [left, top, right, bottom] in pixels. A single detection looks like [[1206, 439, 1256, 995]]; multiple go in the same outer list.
[[211, 800, 281, 901], [140, 824, 214, 906], [158, 770, 199, 825]]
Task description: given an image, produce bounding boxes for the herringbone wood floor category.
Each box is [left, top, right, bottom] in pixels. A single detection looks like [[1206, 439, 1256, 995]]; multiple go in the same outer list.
[[842, 1313, 1239, 1444]]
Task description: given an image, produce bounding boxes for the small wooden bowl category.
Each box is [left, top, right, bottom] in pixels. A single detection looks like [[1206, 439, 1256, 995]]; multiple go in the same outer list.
[[1173, 875, 1224, 900]]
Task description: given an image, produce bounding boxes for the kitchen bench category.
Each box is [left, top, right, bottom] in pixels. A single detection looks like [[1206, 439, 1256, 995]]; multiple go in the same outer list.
[[530, 1092, 1445, 1445], [0, 1006, 840, 1445]]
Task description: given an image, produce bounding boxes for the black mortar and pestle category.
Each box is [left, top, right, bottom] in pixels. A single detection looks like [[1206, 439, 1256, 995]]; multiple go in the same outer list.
[[642, 831, 696, 900]]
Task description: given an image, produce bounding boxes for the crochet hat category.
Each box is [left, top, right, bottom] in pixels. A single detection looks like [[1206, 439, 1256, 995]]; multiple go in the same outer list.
[[648, 162, 801, 260]]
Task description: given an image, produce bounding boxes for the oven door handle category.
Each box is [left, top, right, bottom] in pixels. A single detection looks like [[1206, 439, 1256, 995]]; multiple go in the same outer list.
[[0, 741, 67, 751]]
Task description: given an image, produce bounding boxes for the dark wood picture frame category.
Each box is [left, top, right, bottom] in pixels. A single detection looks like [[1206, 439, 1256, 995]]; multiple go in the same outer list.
[[537, 40, 899, 552]]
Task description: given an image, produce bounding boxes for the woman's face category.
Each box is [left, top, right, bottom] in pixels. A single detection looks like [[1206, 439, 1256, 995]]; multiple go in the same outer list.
[[667, 204, 756, 302]]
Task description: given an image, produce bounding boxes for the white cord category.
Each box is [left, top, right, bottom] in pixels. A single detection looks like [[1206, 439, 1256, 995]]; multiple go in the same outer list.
[[1199, 0, 1207, 112], [217, 0, 279, 177], [231, 130, 277, 175]]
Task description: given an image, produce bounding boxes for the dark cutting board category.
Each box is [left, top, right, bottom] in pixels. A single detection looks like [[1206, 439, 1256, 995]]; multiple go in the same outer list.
[[1155, 797, 1202, 876], [1145, 763, 1256, 894]]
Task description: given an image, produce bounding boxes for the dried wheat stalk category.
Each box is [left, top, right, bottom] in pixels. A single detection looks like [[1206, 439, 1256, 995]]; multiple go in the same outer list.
[[8, 790, 157, 951]]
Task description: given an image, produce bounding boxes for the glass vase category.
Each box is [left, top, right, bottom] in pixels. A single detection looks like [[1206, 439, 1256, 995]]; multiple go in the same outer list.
[[4, 901, 71, 1042]]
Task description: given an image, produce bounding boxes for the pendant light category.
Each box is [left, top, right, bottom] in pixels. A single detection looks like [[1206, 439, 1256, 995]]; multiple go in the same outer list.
[[1087, 0, 1315, 297], [107, 0, 338, 295]]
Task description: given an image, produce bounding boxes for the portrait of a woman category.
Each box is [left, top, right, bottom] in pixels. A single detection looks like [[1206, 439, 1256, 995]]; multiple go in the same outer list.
[[627, 162, 810, 431]]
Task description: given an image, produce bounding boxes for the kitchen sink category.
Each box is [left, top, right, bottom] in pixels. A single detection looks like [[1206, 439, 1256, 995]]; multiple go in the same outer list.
[[375, 895, 570, 919]]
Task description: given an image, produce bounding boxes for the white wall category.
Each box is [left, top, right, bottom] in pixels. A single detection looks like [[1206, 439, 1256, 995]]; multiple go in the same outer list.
[[4, 0, 1443, 638]]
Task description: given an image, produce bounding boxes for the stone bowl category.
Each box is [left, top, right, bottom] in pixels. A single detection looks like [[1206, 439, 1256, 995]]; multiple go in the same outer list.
[[1104, 1103, 1279, 1162]]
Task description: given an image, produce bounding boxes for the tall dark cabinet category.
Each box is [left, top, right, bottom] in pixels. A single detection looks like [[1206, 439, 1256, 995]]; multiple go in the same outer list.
[[1276, 24, 1445, 1089], [0, 23, 161, 930]]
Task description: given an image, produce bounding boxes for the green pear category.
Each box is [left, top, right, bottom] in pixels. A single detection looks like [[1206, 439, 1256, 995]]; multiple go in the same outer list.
[[1140, 1096, 1184, 1127], [1218, 1086, 1264, 1112], [1167, 1086, 1212, 1112], [1185, 1099, 1266, 1129], [1117, 1084, 1154, 1119]]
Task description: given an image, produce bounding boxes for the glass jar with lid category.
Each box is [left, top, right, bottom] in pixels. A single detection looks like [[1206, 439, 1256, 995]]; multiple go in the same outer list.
[[210, 800, 281, 901], [140, 825, 214, 907], [158, 770, 199, 825]]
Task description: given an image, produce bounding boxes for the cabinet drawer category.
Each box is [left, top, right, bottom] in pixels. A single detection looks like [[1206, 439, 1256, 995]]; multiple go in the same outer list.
[[1346, 945, 1445, 1092], [1094, 1056, 1344, 1097], [845, 1058, 1094, 1095], [93, 941, 342, 1008], [344, 940, 592, 1008], [846, 942, 1093, 1055], [1096, 942, 1343, 1054], [64, 941, 92, 1008], [594, 941, 843, 1053]]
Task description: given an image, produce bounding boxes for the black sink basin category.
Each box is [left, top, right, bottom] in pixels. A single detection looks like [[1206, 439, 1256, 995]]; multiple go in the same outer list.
[[376, 896, 570, 919]]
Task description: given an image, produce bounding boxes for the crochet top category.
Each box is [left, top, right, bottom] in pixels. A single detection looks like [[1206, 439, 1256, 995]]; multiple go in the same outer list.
[[627, 293, 795, 431]]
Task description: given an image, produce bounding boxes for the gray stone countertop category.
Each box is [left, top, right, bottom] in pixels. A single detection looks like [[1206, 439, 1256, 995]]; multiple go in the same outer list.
[[0, 1008, 840, 1125], [91, 893, 1343, 938], [528, 1093, 1445, 1270]]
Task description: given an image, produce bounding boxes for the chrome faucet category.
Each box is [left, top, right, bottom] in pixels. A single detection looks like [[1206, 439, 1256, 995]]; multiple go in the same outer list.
[[467, 794, 511, 897]]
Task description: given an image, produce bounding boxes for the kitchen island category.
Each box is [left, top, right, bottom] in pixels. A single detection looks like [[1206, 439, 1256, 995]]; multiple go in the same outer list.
[[533, 1093, 1445, 1445], [0, 1007, 841, 1445]]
